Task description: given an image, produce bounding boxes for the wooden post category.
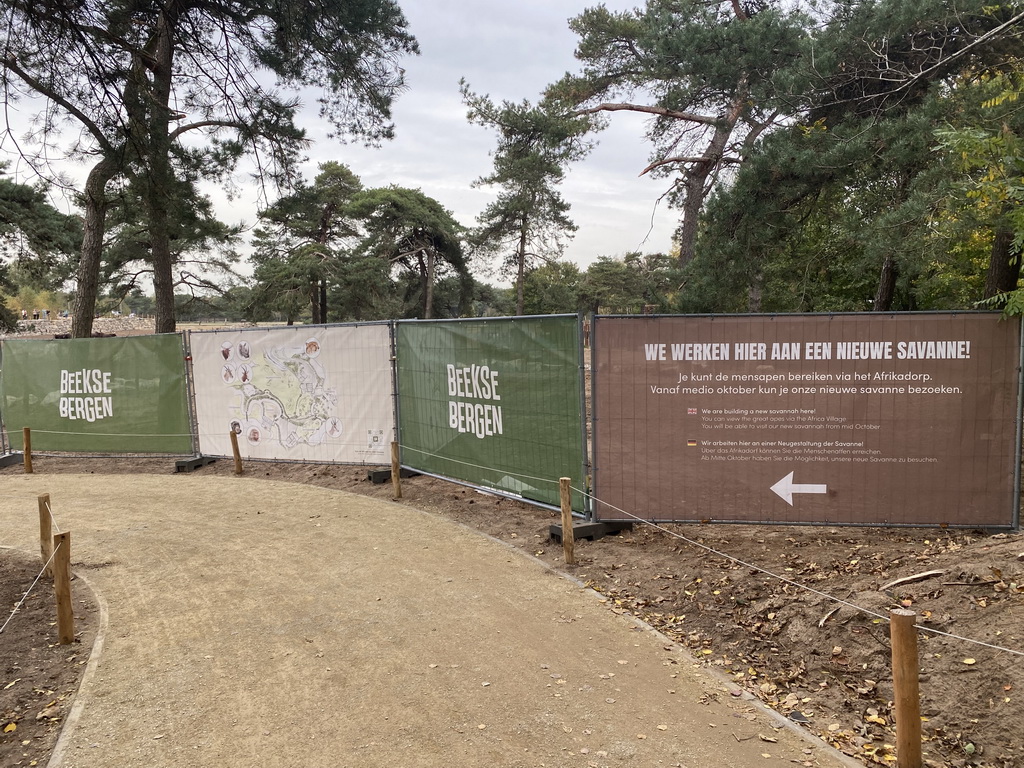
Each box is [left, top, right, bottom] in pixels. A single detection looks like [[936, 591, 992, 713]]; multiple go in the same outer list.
[[890, 608, 923, 768], [52, 532, 74, 645], [23, 427, 32, 474], [229, 430, 244, 475], [38, 494, 53, 578], [559, 477, 575, 565], [391, 441, 402, 499]]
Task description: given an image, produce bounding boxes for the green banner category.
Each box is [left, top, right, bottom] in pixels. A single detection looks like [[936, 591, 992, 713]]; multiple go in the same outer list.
[[1, 335, 192, 453], [396, 316, 586, 510]]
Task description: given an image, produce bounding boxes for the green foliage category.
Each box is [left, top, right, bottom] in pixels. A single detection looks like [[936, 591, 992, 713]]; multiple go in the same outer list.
[[686, 2, 1024, 313], [0, 171, 81, 291], [522, 262, 584, 315], [580, 253, 681, 314], [250, 162, 364, 322], [1, 0, 419, 332], [547, 0, 813, 263], [348, 186, 470, 318], [462, 82, 590, 313], [328, 255, 402, 321], [935, 71, 1024, 248], [102, 173, 244, 301], [0, 166, 82, 331], [468, 282, 517, 317]]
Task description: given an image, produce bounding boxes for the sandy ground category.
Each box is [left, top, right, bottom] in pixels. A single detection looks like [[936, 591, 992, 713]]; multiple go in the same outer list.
[[0, 473, 857, 768]]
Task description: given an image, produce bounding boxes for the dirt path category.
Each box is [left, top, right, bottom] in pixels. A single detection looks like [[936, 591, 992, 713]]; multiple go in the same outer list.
[[0, 474, 856, 768]]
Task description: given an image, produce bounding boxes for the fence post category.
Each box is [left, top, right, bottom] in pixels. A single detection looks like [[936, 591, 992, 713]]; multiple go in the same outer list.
[[23, 427, 32, 474], [52, 532, 74, 645], [559, 477, 575, 565], [890, 608, 923, 768], [38, 493, 53, 579], [229, 430, 244, 475], [391, 441, 402, 499]]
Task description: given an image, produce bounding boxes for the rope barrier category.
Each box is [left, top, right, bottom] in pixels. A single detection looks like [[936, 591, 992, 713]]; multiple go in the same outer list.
[[45, 498, 62, 534], [390, 441, 1024, 659], [5, 434, 1021, 660], [571, 482, 1024, 659], [396, 445, 562, 488], [0, 542, 61, 636]]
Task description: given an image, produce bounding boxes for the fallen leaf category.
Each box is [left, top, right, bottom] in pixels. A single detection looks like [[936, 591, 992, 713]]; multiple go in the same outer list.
[[963, 658, 977, 665], [3, 723, 16, 733]]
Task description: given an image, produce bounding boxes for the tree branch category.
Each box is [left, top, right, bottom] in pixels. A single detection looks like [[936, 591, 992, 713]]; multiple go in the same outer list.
[[639, 155, 741, 175], [577, 102, 719, 125], [3, 54, 117, 155]]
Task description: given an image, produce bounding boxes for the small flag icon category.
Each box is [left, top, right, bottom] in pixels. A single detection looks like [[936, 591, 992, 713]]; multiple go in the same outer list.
[[687, 408, 697, 415], [687, 439, 698, 447]]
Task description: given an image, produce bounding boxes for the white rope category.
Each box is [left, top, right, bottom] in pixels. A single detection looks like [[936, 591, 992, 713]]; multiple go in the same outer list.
[[574, 484, 1024, 659], [45, 499, 61, 534], [0, 542, 61, 636], [397, 444, 561, 487]]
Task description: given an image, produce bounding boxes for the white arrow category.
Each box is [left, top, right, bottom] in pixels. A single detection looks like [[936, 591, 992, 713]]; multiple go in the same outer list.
[[770, 471, 828, 506]]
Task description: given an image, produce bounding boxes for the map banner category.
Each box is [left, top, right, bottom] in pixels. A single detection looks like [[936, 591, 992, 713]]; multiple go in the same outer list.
[[190, 324, 394, 464], [395, 316, 586, 510], [1, 335, 192, 453], [592, 313, 1022, 527]]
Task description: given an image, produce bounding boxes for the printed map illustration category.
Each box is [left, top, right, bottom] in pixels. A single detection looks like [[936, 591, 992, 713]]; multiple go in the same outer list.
[[219, 335, 342, 450]]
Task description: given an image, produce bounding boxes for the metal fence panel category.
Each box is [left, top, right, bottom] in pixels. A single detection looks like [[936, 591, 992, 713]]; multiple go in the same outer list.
[[190, 323, 394, 464], [1, 334, 192, 454], [396, 316, 586, 510], [592, 313, 1022, 527]]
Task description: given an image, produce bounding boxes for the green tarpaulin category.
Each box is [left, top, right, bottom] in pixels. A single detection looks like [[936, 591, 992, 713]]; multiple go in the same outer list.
[[396, 316, 586, 510], [1, 335, 192, 454]]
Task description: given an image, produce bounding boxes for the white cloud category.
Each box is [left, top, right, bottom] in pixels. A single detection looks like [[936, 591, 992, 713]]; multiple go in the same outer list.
[[306, 0, 678, 275], [2, 0, 679, 283]]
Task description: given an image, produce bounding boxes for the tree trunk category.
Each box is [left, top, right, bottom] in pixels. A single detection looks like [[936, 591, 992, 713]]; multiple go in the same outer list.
[[746, 272, 763, 313], [424, 249, 435, 319], [319, 280, 328, 323], [147, 9, 178, 334], [676, 112, 742, 267], [984, 224, 1021, 298], [676, 170, 707, 267], [874, 254, 898, 311], [309, 280, 321, 324], [516, 223, 528, 316], [72, 155, 120, 338]]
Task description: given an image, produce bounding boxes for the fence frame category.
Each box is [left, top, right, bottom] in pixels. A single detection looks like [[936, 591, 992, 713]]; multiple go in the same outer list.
[[590, 311, 1024, 530], [186, 320, 396, 466], [0, 332, 194, 457], [393, 314, 590, 515]]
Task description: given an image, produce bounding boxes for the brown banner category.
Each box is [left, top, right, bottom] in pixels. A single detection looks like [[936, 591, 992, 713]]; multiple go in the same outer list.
[[592, 314, 1021, 527]]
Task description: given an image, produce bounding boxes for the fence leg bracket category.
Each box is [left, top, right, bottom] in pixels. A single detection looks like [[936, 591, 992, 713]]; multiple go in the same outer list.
[[175, 455, 218, 473], [549, 520, 633, 543]]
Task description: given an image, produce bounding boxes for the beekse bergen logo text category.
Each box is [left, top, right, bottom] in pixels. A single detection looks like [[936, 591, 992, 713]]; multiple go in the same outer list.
[[446, 363, 503, 439], [58, 369, 113, 422]]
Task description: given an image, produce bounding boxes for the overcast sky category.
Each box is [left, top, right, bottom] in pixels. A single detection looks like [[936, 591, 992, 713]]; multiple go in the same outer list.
[[296, 0, 679, 280], [2, 0, 679, 283]]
